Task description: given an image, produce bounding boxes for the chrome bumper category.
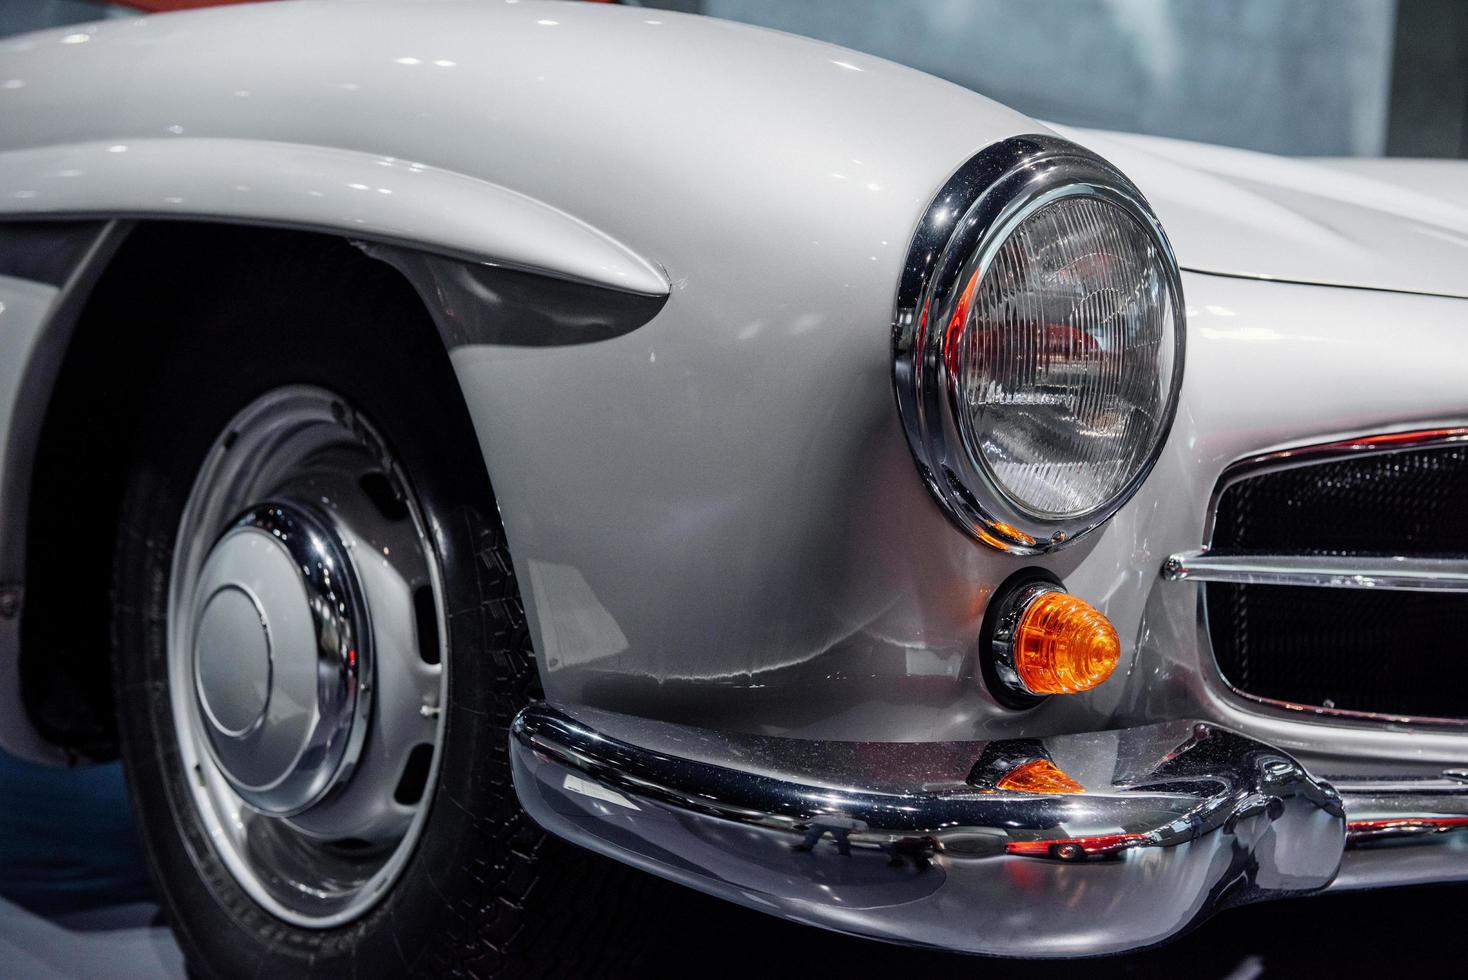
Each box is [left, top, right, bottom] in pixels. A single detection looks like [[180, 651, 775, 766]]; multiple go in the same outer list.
[[510, 705, 1468, 957]]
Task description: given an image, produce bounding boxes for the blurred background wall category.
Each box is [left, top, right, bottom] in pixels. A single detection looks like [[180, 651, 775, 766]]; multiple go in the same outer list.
[[7, 1, 1465, 156], [642, 0, 1468, 158], [1388, 0, 1468, 156]]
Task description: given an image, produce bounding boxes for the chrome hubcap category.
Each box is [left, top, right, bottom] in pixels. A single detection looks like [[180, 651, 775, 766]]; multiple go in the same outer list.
[[191, 504, 371, 815], [168, 387, 447, 928]]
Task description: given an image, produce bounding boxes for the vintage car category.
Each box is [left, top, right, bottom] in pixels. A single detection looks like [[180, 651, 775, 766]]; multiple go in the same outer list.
[[1, 0, 1466, 975]]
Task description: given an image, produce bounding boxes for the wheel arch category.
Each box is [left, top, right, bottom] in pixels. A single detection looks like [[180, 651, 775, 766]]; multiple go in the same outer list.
[[0, 220, 480, 762]]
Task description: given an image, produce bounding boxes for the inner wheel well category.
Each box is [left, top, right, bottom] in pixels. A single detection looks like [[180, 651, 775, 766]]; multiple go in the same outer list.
[[21, 222, 452, 760]]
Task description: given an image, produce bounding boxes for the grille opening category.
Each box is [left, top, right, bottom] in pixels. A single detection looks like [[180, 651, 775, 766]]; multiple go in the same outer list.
[[1207, 583, 1468, 719], [1212, 444, 1468, 558], [1206, 442, 1468, 721]]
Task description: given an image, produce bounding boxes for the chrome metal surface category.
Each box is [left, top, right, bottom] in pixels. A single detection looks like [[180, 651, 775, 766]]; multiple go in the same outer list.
[[189, 503, 372, 816], [512, 704, 1343, 957], [1162, 551, 1468, 592], [985, 578, 1063, 704], [1330, 776, 1468, 887], [1346, 816, 1468, 843], [168, 386, 446, 928], [892, 135, 1186, 555]]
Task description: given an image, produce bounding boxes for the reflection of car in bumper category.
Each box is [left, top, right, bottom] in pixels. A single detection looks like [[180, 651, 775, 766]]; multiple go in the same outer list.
[[513, 703, 1468, 957]]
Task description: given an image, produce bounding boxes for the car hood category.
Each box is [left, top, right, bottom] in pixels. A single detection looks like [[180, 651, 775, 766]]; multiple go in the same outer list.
[[1055, 125, 1468, 300]]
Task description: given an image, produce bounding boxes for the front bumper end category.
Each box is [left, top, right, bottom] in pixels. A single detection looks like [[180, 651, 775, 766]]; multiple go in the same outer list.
[[510, 705, 1392, 957]]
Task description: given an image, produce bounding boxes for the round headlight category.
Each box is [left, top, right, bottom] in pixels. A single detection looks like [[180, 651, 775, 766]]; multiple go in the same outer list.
[[893, 136, 1184, 553]]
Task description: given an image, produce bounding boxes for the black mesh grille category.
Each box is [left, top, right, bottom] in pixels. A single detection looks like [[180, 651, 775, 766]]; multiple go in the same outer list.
[[1212, 445, 1468, 557], [1207, 444, 1468, 719]]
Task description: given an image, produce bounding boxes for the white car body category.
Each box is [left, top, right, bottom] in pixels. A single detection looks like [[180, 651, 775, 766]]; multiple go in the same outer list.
[[1, 0, 1466, 959]]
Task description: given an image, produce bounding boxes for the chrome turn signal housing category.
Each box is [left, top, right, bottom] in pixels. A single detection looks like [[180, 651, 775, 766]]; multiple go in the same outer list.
[[893, 135, 1185, 554]]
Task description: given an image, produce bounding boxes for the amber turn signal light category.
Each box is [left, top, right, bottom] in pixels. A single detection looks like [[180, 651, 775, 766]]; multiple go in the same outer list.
[[985, 579, 1120, 704], [1014, 591, 1120, 695], [995, 758, 1086, 795]]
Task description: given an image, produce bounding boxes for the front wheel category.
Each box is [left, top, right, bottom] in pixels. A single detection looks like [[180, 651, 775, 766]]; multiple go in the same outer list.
[[108, 243, 656, 977], [137, 385, 455, 930]]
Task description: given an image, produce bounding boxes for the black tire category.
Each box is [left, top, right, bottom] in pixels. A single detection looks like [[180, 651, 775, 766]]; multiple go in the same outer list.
[[108, 229, 659, 978]]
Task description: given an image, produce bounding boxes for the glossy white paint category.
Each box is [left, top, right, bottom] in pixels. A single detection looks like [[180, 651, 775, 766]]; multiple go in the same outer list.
[[0, 0, 1042, 756], [0, 0, 1463, 772], [1102, 271, 1468, 772], [0, 0, 1041, 292], [1058, 125, 1468, 299], [1316, 157, 1468, 211], [454, 265, 1468, 750], [0, 138, 668, 295]]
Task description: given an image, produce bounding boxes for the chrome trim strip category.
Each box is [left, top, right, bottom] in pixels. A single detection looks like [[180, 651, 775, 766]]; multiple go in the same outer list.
[[1162, 551, 1468, 592], [1337, 779, 1468, 846], [1328, 777, 1468, 889], [891, 135, 1186, 555], [512, 704, 1343, 958]]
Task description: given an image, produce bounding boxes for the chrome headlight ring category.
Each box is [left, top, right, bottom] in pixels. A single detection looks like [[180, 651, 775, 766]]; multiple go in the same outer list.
[[893, 134, 1186, 554]]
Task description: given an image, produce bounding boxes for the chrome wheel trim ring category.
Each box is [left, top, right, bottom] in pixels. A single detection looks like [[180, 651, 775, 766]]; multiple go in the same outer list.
[[167, 386, 448, 928]]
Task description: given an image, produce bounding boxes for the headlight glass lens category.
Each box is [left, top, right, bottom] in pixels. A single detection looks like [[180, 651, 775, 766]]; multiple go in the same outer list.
[[950, 192, 1179, 520]]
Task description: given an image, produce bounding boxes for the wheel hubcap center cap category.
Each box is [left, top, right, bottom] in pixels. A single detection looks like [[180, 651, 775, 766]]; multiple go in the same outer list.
[[190, 502, 372, 816], [195, 585, 272, 737]]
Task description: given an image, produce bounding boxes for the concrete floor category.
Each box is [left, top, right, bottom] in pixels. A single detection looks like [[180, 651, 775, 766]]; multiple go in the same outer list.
[[3, 747, 1466, 979], [0, 752, 184, 979], [0, 899, 183, 980]]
